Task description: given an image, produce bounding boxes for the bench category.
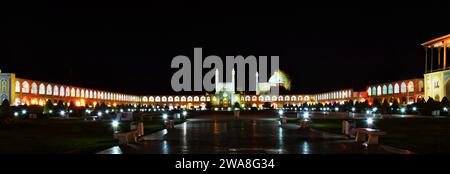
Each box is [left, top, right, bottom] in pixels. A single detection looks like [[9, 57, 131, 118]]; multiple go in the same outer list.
[[115, 122, 144, 145], [115, 130, 139, 145], [355, 128, 386, 145]]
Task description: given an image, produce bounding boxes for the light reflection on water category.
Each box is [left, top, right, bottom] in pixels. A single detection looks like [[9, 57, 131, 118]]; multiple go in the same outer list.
[[301, 141, 310, 154], [162, 140, 169, 154]]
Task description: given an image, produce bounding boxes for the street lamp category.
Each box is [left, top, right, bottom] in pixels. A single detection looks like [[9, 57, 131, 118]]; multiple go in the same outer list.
[[366, 117, 374, 127], [278, 110, 284, 116], [14, 112, 19, 117], [400, 108, 406, 114], [112, 120, 119, 133], [162, 113, 168, 120]]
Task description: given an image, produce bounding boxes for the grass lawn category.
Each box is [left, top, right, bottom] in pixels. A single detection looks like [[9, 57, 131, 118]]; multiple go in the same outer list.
[[296, 118, 450, 153], [0, 119, 185, 154]]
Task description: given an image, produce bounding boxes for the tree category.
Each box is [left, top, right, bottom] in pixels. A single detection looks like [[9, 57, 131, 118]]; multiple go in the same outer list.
[[441, 97, 450, 108], [233, 102, 241, 109], [263, 102, 271, 109], [44, 100, 53, 114], [425, 97, 438, 115], [56, 100, 65, 111], [381, 99, 390, 114], [0, 99, 12, 121], [391, 99, 400, 112], [205, 102, 212, 110], [372, 98, 382, 111]]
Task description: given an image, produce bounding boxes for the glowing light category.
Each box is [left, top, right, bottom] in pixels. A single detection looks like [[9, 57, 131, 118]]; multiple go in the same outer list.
[[120, 109, 124, 112], [14, 112, 19, 117], [351, 107, 355, 112], [49, 110, 53, 114], [86, 109, 91, 114], [366, 110, 371, 114], [278, 110, 284, 116], [97, 112, 103, 117], [69, 110, 73, 113], [227, 107, 232, 111], [303, 112, 309, 119], [60, 111, 65, 116], [334, 107, 339, 112], [105, 110, 110, 114], [112, 120, 119, 128], [444, 107, 448, 112], [21, 110, 27, 115], [366, 117, 374, 125], [372, 107, 378, 112], [400, 108, 406, 113], [162, 113, 168, 119]]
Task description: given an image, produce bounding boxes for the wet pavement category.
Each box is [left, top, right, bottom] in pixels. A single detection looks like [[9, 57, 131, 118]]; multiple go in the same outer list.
[[98, 114, 410, 154]]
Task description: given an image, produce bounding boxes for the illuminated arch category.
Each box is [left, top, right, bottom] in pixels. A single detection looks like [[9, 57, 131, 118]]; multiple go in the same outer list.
[[252, 96, 257, 101], [93, 91, 97, 99], [81, 89, 85, 98], [15, 81, 21, 93], [142, 96, 148, 102], [31, 82, 38, 94], [382, 85, 387, 95], [292, 96, 296, 101], [39, 83, 45, 95], [285, 96, 290, 101], [265, 96, 270, 102], [419, 80, 424, 92], [174, 96, 179, 102], [181, 96, 186, 102], [371, 86, 376, 96], [401, 82, 407, 93], [394, 83, 400, 94], [71, 88, 75, 97], [408, 81, 414, 92], [200, 96, 206, 102], [272, 96, 277, 101], [60, 86, 65, 96], [187, 96, 193, 102], [162, 96, 167, 102], [377, 86, 381, 96], [388, 84, 393, 94], [298, 96, 303, 101], [66, 87, 70, 97], [304, 96, 310, 101], [278, 96, 283, 101], [168, 96, 174, 102], [245, 96, 251, 101], [46, 84, 52, 95], [259, 96, 264, 101], [194, 96, 199, 102], [206, 96, 210, 101], [53, 85, 58, 96]]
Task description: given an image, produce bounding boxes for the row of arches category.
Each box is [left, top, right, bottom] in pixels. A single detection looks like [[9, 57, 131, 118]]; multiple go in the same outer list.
[[367, 80, 424, 96], [141, 96, 211, 103], [15, 80, 137, 102], [240, 95, 311, 102], [316, 90, 352, 101]]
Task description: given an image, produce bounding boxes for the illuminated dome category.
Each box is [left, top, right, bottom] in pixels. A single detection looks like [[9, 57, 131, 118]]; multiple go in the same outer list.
[[268, 70, 291, 90]]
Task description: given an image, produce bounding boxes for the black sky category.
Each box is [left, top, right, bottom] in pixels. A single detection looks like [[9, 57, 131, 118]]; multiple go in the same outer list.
[[4, 2, 449, 95]]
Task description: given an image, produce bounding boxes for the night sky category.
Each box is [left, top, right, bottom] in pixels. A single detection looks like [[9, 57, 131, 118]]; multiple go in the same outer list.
[[4, 3, 449, 95]]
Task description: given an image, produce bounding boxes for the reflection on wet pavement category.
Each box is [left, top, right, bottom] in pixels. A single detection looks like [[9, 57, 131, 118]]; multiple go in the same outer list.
[[99, 114, 409, 154]]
